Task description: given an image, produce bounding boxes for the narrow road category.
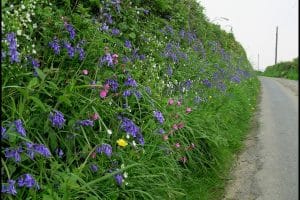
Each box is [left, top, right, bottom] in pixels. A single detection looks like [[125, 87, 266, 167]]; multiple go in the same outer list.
[[223, 77, 298, 200]]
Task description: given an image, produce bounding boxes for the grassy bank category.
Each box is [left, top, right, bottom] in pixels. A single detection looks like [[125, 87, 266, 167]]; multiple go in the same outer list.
[[1, 0, 259, 199], [263, 57, 298, 80]]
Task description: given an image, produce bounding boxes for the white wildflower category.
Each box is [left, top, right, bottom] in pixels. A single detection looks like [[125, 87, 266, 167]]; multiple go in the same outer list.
[[126, 134, 130, 139], [123, 172, 128, 178], [17, 30, 22, 35], [107, 129, 112, 135], [21, 5, 26, 9]]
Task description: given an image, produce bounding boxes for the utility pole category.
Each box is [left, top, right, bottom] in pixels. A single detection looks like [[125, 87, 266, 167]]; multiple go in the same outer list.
[[258, 53, 260, 71], [275, 26, 278, 65]]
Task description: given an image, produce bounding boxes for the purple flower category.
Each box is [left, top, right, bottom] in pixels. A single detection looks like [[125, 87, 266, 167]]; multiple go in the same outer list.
[[134, 90, 142, 99], [143, 9, 150, 15], [1, 180, 17, 195], [100, 53, 113, 66], [136, 133, 145, 145], [14, 119, 26, 137], [120, 117, 140, 138], [76, 120, 94, 127], [1, 126, 7, 139], [167, 65, 173, 76], [158, 128, 165, 134], [76, 41, 85, 61], [105, 79, 119, 92], [96, 143, 112, 157], [124, 40, 132, 49], [64, 41, 75, 58], [6, 32, 20, 63], [139, 54, 146, 60], [25, 142, 51, 159], [114, 174, 123, 186], [4, 147, 23, 162], [122, 56, 130, 63], [202, 79, 212, 88], [17, 174, 39, 189], [179, 29, 185, 38], [124, 76, 137, 87], [55, 148, 64, 158], [111, 0, 121, 13], [111, 28, 120, 36], [123, 90, 132, 97], [154, 111, 164, 124], [49, 110, 66, 129], [230, 75, 241, 83], [101, 23, 109, 31], [194, 96, 203, 104], [90, 164, 98, 172], [145, 86, 151, 95], [103, 13, 113, 24], [64, 22, 76, 40], [49, 37, 61, 54]]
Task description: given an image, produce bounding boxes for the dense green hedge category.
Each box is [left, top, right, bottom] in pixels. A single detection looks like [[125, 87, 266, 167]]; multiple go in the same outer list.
[[1, 0, 259, 199], [263, 57, 298, 80]]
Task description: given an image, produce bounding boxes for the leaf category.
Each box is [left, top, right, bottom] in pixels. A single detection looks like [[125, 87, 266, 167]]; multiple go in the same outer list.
[[129, 32, 136, 39], [35, 68, 46, 81], [29, 96, 47, 111], [27, 77, 39, 89]]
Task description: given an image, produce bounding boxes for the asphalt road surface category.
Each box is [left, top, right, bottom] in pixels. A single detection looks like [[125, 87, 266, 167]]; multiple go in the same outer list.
[[223, 77, 298, 200]]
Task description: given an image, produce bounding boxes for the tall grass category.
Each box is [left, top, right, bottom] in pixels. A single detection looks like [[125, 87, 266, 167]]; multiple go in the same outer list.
[[1, 0, 259, 199]]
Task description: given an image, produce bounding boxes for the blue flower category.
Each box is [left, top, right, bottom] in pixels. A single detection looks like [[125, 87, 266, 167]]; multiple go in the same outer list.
[[134, 90, 142, 99], [111, 28, 120, 36], [119, 117, 140, 138], [100, 53, 113, 67], [1, 180, 17, 195], [76, 120, 94, 127], [25, 142, 51, 159], [4, 147, 23, 162], [114, 174, 123, 186], [55, 148, 64, 158], [14, 119, 26, 137], [124, 40, 132, 49], [96, 143, 112, 157], [90, 164, 98, 172], [75, 41, 85, 61], [202, 79, 212, 88], [49, 110, 66, 129], [154, 111, 164, 124], [105, 79, 119, 92], [6, 32, 20, 63], [158, 128, 165, 134], [1, 126, 7, 139], [136, 133, 145, 146], [124, 76, 137, 87], [64, 41, 75, 58], [145, 86, 151, 95], [64, 22, 76, 40], [103, 13, 113, 24], [123, 90, 132, 97], [49, 37, 61, 54], [101, 23, 109, 31], [17, 174, 40, 189]]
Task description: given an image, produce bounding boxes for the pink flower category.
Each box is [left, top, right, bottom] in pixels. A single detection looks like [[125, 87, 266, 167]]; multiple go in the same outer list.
[[180, 156, 187, 164], [112, 54, 119, 64], [168, 98, 174, 105], [104, 84, 110, 91], [163, 134, 169, 141], [175, 143, 180, 148], [91, 152, 96, 159], [100, 90, 108, 98], [177, 122, 184, 129], [82, 69, 89, 75], [177, 101, 181, 106], [186, 107, 192, 113], [91, 113, 100, 120], [172, 124, 178, 130]]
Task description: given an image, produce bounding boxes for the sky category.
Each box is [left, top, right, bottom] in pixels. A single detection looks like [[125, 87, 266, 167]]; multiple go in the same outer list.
[[198, 0, 299, 71]]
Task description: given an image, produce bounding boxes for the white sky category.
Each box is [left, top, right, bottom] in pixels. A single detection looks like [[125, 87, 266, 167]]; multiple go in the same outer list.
[[198, 0, 299, 71]]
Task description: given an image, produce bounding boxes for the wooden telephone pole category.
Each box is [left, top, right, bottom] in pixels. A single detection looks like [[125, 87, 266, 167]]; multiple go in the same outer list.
[[275, 26, 278, 65]]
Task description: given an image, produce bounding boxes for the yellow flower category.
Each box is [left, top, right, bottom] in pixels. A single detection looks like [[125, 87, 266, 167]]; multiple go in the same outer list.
[[117, 139, 128, 147]]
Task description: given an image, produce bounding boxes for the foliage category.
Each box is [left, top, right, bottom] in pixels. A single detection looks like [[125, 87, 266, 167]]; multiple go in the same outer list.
[[1, 0, 259, 199], [263, 57, 298, 80]]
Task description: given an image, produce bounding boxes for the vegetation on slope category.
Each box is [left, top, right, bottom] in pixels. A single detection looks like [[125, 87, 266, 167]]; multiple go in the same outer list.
[[263, 57, 298, 80], [1, 0, 259, 199]]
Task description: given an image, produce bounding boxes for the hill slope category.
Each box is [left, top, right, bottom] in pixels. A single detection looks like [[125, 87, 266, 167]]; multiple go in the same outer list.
[[1, 0, 259, 199]]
